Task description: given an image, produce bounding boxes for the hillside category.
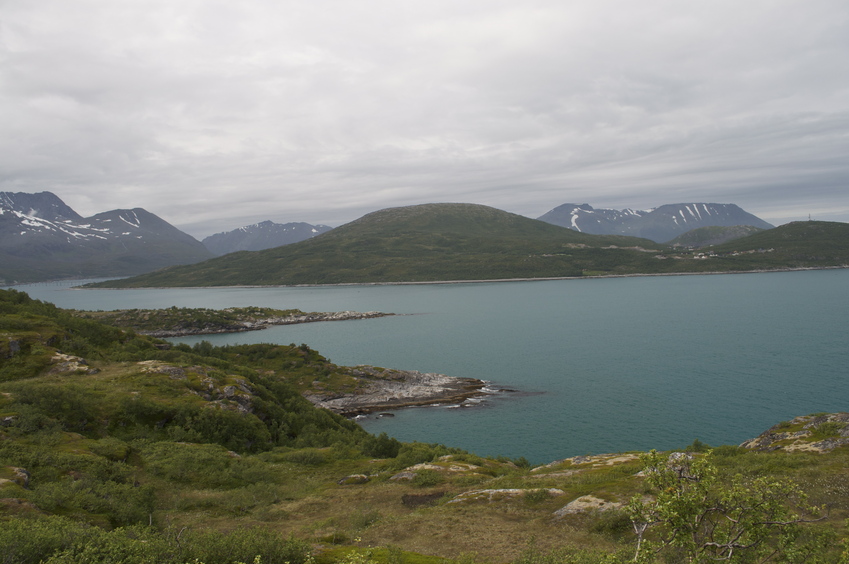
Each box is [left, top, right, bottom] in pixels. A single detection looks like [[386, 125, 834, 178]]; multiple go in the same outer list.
[[0, 191, 212, 284], [83, 203, 671, 288], [89, 205, 849, 289], [668, 225, 767, 248], [2, 288, 849, 563]]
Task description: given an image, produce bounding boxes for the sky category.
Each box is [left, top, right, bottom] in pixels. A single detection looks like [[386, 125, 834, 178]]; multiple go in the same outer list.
[[2, 1, 848, 239]]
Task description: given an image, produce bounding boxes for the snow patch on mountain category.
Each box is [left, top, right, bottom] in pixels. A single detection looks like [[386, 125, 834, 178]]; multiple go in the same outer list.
[[537, 203, 773, 243]]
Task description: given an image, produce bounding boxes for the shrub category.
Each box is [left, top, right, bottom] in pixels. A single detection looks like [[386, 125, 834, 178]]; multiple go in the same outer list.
[[361, 432, 401, 458], [179, 528, 312, 564], [412, 469, 444, 488]]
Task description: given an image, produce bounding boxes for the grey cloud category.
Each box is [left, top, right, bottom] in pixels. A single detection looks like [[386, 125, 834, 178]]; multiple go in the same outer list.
[[1, 0, 848, 238]]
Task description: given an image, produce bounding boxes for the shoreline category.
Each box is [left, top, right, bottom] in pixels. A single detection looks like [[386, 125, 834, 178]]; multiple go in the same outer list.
[[68, 265, 848, 290], [139, 311, 391, 338]]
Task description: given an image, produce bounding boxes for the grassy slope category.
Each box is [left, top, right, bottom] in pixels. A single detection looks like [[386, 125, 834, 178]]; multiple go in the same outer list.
[[667, 225, 766, 247], [3, 289, 849, 563]]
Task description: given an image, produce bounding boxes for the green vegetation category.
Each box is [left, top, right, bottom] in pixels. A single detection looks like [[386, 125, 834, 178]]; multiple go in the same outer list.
[[71, 306, 304, 334], [667, 225, 766, 248], [3, 287, 849, 563], [84, 205, 849, 288]]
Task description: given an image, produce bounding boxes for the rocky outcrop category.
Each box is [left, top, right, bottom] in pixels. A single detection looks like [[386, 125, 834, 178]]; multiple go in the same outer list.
[[49, 353, 99, 375], [136, 361, 255, 414], [740, 413, 849, 453], [305, 367, 487, 416], [0, 467, 30, 489], [553, 495, 622, 517], [449, 488, 565, 504]]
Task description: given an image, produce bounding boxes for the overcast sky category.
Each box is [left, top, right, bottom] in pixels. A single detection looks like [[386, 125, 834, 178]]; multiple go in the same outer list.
[[2, 1, 848, 238]]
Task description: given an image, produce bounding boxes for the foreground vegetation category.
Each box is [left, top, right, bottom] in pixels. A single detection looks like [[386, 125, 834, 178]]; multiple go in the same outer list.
[[3, 288, 849, 563], [86, 204, 849, 288]]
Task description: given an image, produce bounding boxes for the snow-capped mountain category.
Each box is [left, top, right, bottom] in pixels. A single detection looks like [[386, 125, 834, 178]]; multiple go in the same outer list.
[[537, 203, 773, 243], [202, 220, 332, 255], [1, 191, 212, 284]]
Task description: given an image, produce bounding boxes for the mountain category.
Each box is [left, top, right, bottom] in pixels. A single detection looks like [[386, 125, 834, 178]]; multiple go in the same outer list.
[[0, 191, 213, 284], [537, 203, 774, 242], [88, 203, 665, 287], [202, 220, 332, 255]]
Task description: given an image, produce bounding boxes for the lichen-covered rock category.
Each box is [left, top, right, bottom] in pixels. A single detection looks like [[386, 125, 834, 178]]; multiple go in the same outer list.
[[554, 495, 622, 517], [50, 353, 99, 374], [448, 488, 565, 504], [740, 413, 849, 453], [0, 467, 30, 489]]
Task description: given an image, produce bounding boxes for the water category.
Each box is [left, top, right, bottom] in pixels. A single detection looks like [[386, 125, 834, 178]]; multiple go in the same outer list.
[[12, 269, 849, 464]]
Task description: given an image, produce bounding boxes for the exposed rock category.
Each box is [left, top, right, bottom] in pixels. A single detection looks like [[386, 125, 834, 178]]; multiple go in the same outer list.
[[338, 474, 370, 485], [554, 495, 622, 517], [4, 338, 21, 358], [306, 367, 487, 416], [532, 452, 640, 473], [0, 467, 30, 488], [448, 488, 565, 504], [740, 413, 849, 453], [49, 353, 99, 375], [138, 361, 187, 379], [390, 472, 417, 482]]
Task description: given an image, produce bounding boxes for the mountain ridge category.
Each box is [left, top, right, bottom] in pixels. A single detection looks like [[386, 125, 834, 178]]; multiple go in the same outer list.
[[202, 220, 332, 255], [538, 202, 774, 242], [0, 191, 212, 284]]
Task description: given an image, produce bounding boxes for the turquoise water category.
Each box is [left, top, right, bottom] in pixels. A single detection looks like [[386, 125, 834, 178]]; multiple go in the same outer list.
[[15, 269, 849, 464]]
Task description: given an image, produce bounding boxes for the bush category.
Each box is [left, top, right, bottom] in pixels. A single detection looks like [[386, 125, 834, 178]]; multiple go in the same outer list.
[[361, 432, 401, 458], [412, 469, 444, 488]]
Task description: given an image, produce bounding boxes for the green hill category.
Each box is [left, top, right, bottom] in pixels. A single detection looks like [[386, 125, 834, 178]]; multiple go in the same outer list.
[[87, 206, 849, 289], [85, 203, 668, 287], [2, 288, 849, 563]]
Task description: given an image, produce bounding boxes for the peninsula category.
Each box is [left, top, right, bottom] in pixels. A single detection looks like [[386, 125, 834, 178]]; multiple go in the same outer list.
[[72, 305, 392, 337]]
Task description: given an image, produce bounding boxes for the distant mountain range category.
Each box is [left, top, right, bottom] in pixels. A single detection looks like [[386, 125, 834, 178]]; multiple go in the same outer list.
[[202, 220, 332, 256], [4, 193, 845, 286], [0, 191, 212, 284], [87, 203, 849, 289], [537, 203, 774, 242]]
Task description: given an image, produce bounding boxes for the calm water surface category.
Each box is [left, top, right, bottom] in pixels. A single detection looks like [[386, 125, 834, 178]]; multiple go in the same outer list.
[[15, 269, 849, 464]]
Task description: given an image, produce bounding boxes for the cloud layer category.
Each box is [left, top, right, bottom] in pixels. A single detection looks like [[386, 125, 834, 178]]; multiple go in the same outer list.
[[2, 0, 848, 237]]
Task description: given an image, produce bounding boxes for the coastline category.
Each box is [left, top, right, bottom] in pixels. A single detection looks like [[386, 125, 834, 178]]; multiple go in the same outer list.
[[131, 311, 391, 338], [72, 265, 848, 290]]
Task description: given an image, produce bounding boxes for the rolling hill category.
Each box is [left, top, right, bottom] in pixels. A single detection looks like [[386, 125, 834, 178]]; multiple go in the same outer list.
[[88, 205, 849, 288], [86, 203, 669, 287]]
